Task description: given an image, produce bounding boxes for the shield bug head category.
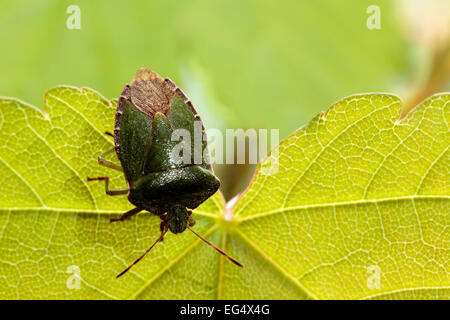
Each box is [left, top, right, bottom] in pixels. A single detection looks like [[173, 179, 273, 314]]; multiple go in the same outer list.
[[88, 68, 242, 277]]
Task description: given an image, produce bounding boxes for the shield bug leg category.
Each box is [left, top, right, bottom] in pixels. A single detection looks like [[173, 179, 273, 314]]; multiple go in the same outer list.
[[87, 176, 129, 196], [104, 131, 114, 138], [110, 207, 143, 223], [98, 147, 123, 172]]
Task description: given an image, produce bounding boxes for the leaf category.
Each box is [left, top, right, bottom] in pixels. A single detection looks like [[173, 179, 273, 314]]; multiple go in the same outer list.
[[0, 87, 224, 299], [232, 93, 450, 299], [0, 89, 448, 299]]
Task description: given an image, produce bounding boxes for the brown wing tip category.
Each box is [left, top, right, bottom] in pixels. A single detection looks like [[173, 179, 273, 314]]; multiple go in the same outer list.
[[132, 68, 163, 83]]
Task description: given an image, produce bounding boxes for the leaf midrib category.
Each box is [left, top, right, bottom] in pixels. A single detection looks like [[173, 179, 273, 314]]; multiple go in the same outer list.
[[236, 229, 319, 299], [235, 194, 449, 222]]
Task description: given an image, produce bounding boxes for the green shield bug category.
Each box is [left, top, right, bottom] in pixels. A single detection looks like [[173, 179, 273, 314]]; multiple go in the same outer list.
[[88, 68, 242, 278]]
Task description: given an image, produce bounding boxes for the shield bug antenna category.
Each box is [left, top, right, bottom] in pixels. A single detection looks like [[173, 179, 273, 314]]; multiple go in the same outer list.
[[116, 228, 168, 278], [187, 226, 243, 268], [115, 224, 243, 278]]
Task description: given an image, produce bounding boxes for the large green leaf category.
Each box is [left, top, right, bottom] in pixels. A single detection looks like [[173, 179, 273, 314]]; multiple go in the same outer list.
[[232, 93, 450, 299], [0, 88, 448, 299], [0, 87, 224, 299]]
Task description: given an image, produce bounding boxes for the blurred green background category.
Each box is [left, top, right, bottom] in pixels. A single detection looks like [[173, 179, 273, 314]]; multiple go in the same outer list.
[[1, 0, 449, 199]]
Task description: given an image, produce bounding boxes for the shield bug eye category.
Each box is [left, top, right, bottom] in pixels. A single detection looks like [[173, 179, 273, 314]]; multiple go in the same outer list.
[[87, 68, 242, 278]]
